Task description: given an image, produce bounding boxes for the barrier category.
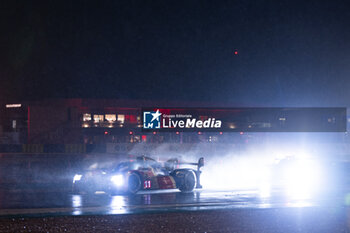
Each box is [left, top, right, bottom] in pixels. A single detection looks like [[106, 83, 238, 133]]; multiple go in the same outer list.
[[0, 144, 88, 154], [0, 143, 349, 160], [65, 144, 86, 154]]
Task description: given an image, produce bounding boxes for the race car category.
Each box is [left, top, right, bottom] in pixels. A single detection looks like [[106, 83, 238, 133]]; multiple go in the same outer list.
[[72, 156, 204, 194]]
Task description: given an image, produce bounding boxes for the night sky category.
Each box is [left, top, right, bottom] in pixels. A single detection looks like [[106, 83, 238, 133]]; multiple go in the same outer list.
[[1, 0, 350, 106]]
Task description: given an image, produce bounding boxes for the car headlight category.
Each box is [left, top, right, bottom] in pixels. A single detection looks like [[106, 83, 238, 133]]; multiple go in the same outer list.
[[73, 174, 82, 183], [111, 174, 124, 186], [285, 160, 321, 199]]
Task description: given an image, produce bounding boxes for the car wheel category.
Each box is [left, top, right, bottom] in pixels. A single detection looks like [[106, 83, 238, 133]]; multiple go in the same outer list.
[[128, 173, 142, 194], [179, 170, 197, 193]]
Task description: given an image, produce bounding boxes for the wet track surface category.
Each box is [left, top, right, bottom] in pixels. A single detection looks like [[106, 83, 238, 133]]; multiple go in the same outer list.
[[0, 188, 348, 217]]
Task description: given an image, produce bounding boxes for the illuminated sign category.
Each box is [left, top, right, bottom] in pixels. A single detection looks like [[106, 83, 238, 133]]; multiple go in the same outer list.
[[6, 104, 21, 108]]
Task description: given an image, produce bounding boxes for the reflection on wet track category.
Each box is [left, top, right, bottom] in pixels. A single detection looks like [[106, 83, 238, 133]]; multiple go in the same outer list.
[[0, 188, 348, 217]]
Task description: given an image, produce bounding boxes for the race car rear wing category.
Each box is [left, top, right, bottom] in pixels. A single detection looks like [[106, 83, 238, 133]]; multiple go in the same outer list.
[[165, 157, 204, 171], [181, 157, 204, 171]]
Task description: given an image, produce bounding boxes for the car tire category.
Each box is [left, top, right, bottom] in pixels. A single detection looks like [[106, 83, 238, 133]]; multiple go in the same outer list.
[[128, 173, 142, 194], [178, 170, 197, 193]]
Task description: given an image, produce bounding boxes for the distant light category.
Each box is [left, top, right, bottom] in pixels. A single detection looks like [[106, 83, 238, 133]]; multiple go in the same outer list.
[[240, 132, 244, 135], [104, 131, 108, 135], [129, 131, 133, 135], [198, 132, 202, 135], [229, 124, 236, 129], [6, 104, 21, 108], [234, 50, 238, 55], [153, 132, 157, 135], [73, 174, 82, 183], [176, 132, 179, 135], [219, 132, 223, 135]]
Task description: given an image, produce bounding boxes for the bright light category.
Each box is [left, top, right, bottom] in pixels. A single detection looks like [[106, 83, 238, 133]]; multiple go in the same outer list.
[[259, 181, 271, 198], [111, 175, 124, 186], [199, 144, 321, 196], [285, 159, 322, 199], [6, 104, 21, 108], [73, 174, 82, 183], [201, 156, 271, 190]]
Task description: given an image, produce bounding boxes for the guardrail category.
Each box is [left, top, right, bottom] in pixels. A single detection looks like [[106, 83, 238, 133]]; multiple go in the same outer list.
[[0, 144, 88, 154]]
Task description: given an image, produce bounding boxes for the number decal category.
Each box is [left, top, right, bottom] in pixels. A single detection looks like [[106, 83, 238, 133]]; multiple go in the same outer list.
[[144, 180, 151, 189]]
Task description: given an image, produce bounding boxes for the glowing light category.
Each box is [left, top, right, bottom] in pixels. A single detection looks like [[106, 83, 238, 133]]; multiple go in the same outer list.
[[285, 159, 321, 199], [6, 104, 21, 108], [259, 181, 271, 198], [105, 114, 116, 122], [83, 113, 91, 121], [111, 175, 124, 186], [104, 131, 108, 135], [201, 156, 271, 190], [129, 131, 133, 135], [73, 174, 82, 183]]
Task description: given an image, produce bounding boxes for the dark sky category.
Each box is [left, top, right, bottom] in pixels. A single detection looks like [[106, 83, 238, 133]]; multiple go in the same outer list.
[[1, 0, 350, 106]]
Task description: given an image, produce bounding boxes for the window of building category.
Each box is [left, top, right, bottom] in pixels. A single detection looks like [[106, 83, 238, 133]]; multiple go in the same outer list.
[[117, 114, 125, 124], [94, 115, 104, 123], [83, 113, 91, 121], [105, 114, 116, 122]]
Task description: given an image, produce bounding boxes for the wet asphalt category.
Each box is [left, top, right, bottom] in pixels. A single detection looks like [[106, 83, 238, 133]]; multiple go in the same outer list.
[[0, 188, 349, 217], [0, 188, 350, 232]]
